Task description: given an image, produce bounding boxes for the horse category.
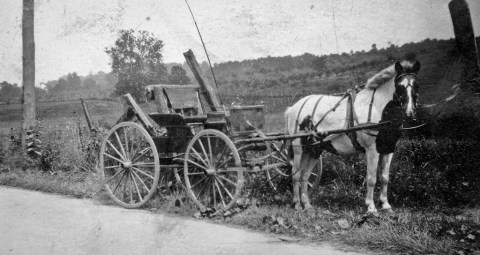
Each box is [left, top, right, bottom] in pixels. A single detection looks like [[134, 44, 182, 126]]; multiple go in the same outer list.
[[284, 60, 421, 213]]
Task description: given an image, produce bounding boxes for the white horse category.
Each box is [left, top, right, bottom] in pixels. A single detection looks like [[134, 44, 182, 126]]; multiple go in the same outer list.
[[285, 61, 421, 213]]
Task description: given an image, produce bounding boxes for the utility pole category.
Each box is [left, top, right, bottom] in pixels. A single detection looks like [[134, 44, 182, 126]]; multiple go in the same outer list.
[[22, 0, 36, 148]]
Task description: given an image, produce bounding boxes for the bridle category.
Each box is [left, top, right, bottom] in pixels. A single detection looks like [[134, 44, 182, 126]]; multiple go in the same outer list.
[[393, 73, 418, 108]]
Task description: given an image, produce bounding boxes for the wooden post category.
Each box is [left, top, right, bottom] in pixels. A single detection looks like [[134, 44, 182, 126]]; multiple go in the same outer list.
[[183, 49, 222, 112], [449, 0, 480, 90], [80, 98, 96, 132], [21, 0, 36, 148]]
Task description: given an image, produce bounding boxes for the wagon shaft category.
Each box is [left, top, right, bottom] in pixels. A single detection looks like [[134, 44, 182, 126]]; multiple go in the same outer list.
[[236, 121, 392, 144]]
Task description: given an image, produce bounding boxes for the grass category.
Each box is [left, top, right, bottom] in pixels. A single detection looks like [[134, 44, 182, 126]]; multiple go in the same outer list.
[[1, 110, 480, 254]]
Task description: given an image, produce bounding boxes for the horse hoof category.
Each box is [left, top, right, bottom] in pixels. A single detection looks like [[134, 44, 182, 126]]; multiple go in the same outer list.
[[294, 204, 303, 211]]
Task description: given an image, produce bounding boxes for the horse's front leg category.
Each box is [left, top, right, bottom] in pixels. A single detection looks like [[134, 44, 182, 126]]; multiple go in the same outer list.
[[365, 149, 380, 213], [378, 153, 394, 213]]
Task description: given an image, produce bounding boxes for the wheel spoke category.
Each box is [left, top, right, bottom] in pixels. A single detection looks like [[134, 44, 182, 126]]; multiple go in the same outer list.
[[207, 135, 213, 165], [128, 173, 134, 203], [112, 170, 127, 195], [104, 165, 122, 170], [187, 172, 205, 176], [214, 179, 226, 207], [130, 171, 143, 201], [132, 162, 155, 167], [132, 148, 152, 163], [214, 176, 234, 200], [114, 131, 127, 160], [217, 155, 234, 169], [131, 169, 150, 191], [106, 141, 126, 161], [132, 166, 154, 180], [216, 174, 237, 187], [186, 159, 209, 171], [212, 177, 217, 207], [106, 169, 125, 183], [214, 144, 228, 168], [124, 127, 130, 159], [191, 147, 209, 168], [196, 139, 212, 167], [191, 176, 207, 189], [103, 152, 124, 164]]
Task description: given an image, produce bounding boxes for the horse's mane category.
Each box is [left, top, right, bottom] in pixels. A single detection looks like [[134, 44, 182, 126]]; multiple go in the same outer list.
[[365, 61, 415, 89]]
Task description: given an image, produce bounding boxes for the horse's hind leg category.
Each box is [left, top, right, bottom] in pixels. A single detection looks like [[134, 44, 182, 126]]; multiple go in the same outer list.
[[378, 153, 394, 213], [365, 149, 380, 213], [300, 155, 318, 210], [291, 139, 303, 210]]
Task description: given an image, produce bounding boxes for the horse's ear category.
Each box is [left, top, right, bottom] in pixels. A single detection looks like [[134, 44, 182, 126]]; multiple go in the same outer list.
[[394, 61, 403, 74], [412, 61, 421, 73]]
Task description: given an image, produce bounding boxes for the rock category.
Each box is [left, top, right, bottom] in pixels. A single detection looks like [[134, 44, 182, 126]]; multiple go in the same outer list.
[[467, 234, 476, 240], [337, 219, 350, 229]]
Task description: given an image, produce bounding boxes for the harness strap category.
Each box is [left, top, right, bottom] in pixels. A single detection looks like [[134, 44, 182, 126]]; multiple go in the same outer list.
[[367, 88, 376, 123], [345, 90, 365, 152], [294, 95, 314, 134], [310, 96, 325, 120], [313, 93, 348, 130]]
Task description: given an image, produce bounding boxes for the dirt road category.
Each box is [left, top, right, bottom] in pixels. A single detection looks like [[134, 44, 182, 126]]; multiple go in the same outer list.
[[0, 186, 365, 255]]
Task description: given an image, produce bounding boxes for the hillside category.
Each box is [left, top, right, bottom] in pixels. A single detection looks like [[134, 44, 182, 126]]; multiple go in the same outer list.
[[205, 37, 478, 106]]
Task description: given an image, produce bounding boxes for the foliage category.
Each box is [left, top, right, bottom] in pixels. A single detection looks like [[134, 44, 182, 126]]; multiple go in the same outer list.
[[168, 66, 191, 85], [105, 29, 168, 101], [0, 81, 22, 103]]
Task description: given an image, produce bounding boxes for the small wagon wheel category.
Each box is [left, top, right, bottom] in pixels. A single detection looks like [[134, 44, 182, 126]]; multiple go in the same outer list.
[[99, 122, 160, 208], [266, 141, 323, 195], [183, 129, 244, 212]]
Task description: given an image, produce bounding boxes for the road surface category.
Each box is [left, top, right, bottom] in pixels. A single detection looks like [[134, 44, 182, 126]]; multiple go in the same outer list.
[[0, 186, 365, 255]]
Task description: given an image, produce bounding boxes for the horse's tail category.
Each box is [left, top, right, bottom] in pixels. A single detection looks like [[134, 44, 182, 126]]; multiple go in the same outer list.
[[284, 106, 291, 135], [284, 107, 294, 159]]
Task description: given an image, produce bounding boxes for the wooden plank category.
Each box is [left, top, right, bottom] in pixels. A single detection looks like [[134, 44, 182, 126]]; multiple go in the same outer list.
[[235, 121, 391, 144], [122, 94, 155, 135], [183, 49, 222, 112], [80, 98, 96, 132]]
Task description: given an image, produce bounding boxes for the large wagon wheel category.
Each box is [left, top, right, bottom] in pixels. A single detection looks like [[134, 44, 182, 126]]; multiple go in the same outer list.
[[99, 122, 160, 208], [183, 129, 244, 212], [266, 141, 323, 195]]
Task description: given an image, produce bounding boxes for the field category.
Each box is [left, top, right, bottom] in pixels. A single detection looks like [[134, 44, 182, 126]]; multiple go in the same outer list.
[[1, 98, 480, 254]]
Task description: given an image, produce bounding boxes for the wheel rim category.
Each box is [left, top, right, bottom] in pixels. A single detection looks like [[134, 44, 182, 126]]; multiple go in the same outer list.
[[100, 122, 160, 208], [266, 142, 322, 195], [266, 142, 291, 192], [184, 129, 244, 212]]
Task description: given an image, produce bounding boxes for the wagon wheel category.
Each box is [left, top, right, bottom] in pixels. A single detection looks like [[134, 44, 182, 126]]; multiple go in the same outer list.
[[266, 141, 323, 195], [183, 129, 244, 212], [99, 122, 160, 208]]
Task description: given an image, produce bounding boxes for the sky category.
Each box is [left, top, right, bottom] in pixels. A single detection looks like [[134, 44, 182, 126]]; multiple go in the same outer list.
[[0, 0, 479, 86]]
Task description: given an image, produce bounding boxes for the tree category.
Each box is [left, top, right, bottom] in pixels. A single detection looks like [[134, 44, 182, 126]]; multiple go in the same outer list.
[[312, 56, 326, 72], [105, 29, 168, 100], [83, 78, 97, 89], [169, 66, 191, 85], [0, 81, 22, 102], [56, 78, 68, 92], [371, 44, 377, 52], [66, 72, 81, 90]]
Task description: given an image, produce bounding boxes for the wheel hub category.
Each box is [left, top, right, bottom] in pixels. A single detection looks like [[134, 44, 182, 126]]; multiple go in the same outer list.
[[205, 168, 216, 175], [122, 161, 133, 169]]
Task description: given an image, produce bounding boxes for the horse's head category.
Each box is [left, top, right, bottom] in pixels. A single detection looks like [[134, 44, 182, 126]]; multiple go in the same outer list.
[[393, 61, 421, 119]]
